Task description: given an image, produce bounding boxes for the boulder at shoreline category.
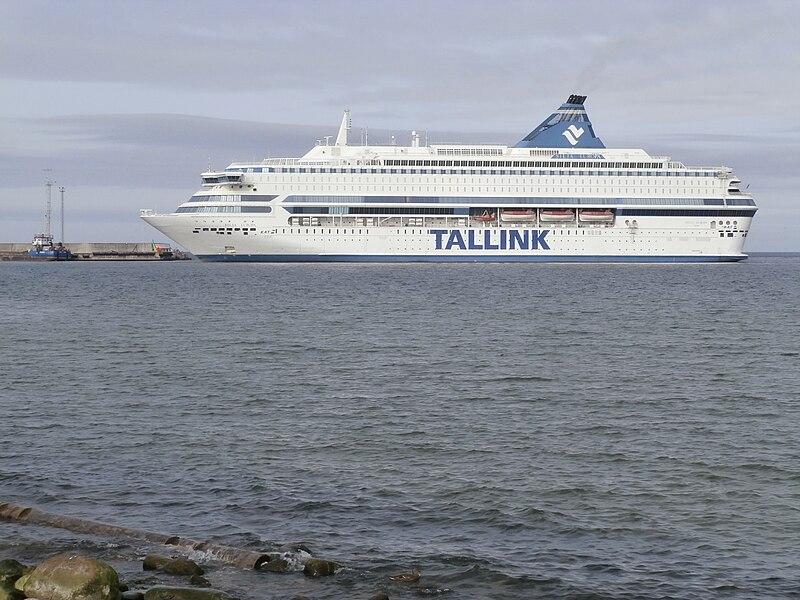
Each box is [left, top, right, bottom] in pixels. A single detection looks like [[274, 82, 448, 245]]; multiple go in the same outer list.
[[21, 554, 120, 600]]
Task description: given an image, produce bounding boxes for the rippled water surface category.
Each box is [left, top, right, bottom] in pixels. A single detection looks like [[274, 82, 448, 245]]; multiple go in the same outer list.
[[1, 257, 799, 599]]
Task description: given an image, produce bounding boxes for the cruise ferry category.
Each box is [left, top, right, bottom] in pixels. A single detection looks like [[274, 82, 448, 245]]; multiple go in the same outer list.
[[140, 95, 757, 262]]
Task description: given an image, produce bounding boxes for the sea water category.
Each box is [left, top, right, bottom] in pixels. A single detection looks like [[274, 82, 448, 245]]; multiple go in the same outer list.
[[1, 257, 799, 599]]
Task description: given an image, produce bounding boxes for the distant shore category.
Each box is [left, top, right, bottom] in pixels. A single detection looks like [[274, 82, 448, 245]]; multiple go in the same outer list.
[[0, 242, 190, 261]]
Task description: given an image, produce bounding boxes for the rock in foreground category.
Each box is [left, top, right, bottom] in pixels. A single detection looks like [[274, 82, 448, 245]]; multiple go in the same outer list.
[[0, 560, 28, 586], [302, 558, 338, 577], [22, 554, 120, 600]]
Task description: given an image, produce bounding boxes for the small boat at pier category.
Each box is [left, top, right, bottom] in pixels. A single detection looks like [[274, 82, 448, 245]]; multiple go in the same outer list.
[[28, 234, 72, 260]]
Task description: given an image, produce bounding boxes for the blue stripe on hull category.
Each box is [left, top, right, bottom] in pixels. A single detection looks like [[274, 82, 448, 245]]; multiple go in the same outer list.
[[197, 254, 748, 263]]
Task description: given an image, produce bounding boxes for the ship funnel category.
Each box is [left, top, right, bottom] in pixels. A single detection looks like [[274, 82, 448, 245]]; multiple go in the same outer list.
[[514, 94, 605, 149]]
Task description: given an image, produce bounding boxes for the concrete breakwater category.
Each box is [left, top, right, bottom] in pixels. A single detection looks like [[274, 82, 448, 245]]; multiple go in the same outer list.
[[0, 243, 190, 261]]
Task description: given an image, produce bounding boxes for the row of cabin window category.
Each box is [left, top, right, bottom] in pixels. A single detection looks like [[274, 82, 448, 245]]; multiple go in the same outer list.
[[259, 168, 716, 177]]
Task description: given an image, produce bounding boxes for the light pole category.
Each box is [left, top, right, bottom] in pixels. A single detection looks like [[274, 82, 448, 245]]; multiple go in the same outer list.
[[59, 187, 65, 244], [44, 177, 53, 238]]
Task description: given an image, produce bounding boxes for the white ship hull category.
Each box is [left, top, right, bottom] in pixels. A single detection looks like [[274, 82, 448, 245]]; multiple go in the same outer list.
[[141, 213, 751, 262]]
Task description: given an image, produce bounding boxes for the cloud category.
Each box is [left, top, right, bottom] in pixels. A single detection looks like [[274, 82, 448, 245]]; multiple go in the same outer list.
[[4, 0, 793, 128], [0, 113, 513, 190]]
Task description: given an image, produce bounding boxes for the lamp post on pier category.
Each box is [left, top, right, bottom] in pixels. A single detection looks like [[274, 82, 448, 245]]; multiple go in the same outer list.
[[59, 187, 65, 244]]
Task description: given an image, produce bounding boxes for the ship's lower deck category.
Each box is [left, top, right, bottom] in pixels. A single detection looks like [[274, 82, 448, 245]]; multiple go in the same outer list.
[[141, 211, 751, 263]]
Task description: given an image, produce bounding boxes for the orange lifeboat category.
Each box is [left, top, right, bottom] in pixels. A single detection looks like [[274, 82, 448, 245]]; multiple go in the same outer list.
[[539, 209, 575, 222], [579, 209, 615, 222], [500, 209, 537, 222]]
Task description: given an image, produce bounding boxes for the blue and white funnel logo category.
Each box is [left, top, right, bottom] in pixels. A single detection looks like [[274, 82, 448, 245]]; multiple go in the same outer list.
[[562, 124, 585, 146]]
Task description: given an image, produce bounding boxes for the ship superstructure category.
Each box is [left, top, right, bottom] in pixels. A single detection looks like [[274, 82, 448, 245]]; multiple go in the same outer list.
[[141, 95, 756, 262]]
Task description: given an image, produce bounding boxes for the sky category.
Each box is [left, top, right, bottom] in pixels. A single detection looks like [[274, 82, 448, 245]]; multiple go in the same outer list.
[[1, 0, 799, 251]]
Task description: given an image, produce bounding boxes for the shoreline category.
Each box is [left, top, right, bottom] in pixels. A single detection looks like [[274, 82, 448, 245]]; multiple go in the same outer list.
[[0, 242, 190, 261]]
